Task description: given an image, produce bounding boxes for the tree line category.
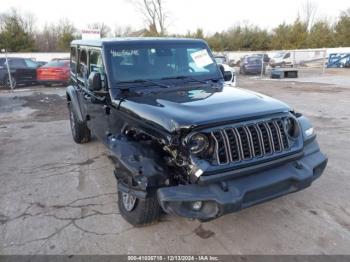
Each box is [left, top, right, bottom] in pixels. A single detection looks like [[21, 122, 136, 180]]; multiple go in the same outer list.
[[0, 2, 349, 53], [208, 14, 350, 51], [183, 9, 350, 51]]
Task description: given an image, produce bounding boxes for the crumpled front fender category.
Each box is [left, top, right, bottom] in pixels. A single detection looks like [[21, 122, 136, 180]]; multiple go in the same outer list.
[[108, 135, 170, 198]]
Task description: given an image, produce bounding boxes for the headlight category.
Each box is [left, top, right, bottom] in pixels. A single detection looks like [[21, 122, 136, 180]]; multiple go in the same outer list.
[[187, 133, 209, 154], [305, 127, 314, 137]]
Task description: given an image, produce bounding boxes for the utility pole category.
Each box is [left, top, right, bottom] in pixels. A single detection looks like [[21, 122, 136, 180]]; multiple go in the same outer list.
[[1, 49, 13, 91], [261, 53, 264, 78]]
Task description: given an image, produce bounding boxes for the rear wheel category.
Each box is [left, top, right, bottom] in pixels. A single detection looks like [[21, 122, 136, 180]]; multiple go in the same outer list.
[[68, 102, 91, 144], [118, 187, 161, 227]]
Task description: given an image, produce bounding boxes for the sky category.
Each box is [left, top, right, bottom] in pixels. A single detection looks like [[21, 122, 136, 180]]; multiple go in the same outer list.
[[1, 0, 349, 34]]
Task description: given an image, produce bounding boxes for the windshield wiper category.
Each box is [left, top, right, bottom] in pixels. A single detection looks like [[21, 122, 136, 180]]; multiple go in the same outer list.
[[204, 77, 222, 83], [115, 79, 170, 89], [161, 76, 209, 85]]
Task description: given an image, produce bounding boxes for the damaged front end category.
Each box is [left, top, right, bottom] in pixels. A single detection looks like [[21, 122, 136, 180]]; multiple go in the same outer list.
[[105, 124, 194, 197], [158, 113, 327, 221], [107, 112, 327, 222]]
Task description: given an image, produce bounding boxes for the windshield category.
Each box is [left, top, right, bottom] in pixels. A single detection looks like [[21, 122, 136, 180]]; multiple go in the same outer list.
[[245, 57, 261, 63], [105, 43, 220, 85], [214, 57, 226, 64], [273, 52, 284, 58]]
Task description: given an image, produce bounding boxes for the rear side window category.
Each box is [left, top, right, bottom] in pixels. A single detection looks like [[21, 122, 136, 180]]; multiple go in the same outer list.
[[71, 47, 77, 74], [89, 50, 104, 74], [77, 49, 88, 84]]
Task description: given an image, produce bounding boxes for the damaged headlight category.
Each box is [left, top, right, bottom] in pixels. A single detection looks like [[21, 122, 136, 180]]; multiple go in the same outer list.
[[187, 133, 209, 155]]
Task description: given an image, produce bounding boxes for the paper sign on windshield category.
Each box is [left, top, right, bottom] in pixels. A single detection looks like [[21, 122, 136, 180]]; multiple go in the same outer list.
[[190, 49, 214, 68]]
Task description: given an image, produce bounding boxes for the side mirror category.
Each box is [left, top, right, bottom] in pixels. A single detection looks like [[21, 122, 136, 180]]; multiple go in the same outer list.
[[219, 64, 234, 82], [88, 71, 102, 91]]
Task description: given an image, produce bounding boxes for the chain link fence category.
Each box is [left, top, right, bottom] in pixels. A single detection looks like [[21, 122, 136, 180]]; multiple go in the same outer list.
[[215, 47, 350, 78]]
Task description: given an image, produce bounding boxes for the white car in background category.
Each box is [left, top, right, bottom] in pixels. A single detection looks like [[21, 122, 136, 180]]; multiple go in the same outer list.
[[270, 52, 293, 68], [219, 63, 236, 86], [190, 58, 237, 87], [213, 56, 237, 86]]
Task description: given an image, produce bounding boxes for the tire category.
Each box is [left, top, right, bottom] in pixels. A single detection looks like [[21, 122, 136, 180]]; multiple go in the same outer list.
[[118, 188, 161, 227], [68, 102, 91, 144], [4, 75, 17, 89]]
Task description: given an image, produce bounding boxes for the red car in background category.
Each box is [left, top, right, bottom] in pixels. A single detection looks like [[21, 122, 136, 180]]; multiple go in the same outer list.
[[37, 59, 70, 86]]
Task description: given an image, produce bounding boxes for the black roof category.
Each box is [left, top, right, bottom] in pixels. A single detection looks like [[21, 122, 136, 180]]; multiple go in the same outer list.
[[71, 37, 207, 47]]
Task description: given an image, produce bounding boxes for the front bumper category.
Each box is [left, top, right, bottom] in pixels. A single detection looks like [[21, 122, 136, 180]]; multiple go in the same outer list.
[[157, 140, 327, 220]]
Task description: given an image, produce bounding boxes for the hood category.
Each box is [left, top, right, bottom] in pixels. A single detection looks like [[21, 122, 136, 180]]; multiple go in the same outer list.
[[117, 85, 290, 133]]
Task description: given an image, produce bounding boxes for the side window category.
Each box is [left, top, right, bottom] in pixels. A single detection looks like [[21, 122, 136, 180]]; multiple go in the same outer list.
[[70, 47, 77, 74], [284, 53, 291, 59], [9, 59, 26, 67], [89, 50, 108, 91], [89, 50, 104, 74], [78, 49, 88, 84], [24, 59, 38, 68]]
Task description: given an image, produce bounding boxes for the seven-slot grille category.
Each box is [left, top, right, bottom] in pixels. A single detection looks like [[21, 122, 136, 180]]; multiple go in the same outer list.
[[210, 119, 291, 165]]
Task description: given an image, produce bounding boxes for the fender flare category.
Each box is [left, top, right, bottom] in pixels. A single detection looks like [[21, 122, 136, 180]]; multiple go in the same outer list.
[[66, 85, 84, 123]]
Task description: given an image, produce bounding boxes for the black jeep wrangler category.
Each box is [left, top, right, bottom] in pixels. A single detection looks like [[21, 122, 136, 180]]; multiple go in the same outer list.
[[67, 38, 327, 226]]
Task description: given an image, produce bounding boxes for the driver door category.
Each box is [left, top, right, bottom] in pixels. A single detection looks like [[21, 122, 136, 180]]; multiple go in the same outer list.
[[78, 48, 109, 142]]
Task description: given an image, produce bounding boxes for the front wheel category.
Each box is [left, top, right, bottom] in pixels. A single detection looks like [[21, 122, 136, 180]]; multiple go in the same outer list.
[[68, 102, 91, 144], [118, 188, 161, 227]]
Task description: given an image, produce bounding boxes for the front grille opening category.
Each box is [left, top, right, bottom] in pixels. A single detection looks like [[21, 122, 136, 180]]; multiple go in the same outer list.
[[224, 129, 240, 161], [237, 127, 251, 159], [248, 125, 262, 157], [212, 131, 229, 164], [268, 121, 281, 152], [258, 123, 272, 154], [277, 120, 290, 149]]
